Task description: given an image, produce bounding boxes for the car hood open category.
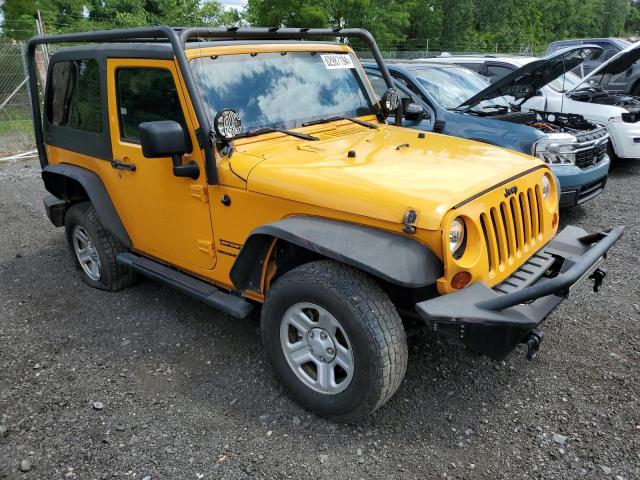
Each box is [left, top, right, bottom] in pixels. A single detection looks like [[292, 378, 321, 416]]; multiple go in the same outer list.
[[572, 40, 640, 91], [458, 45, 602, 110], [230, 123, 544, 231]]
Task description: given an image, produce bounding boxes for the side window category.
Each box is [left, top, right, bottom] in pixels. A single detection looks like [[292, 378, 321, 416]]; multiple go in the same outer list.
[[47, 60, 102, 133], [367, 74, 409, 100], [486, 65, 513, 82], [601, 47, 618, 61], [368, 74, 390, 98], [458, 62, 483, 73], [116, 68, 187, 142]]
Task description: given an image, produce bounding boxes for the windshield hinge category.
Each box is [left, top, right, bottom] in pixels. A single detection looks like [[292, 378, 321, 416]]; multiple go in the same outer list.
[[195, 127, 207, 148], [197, 240, 216, 257], [190, 184, 209, 203]]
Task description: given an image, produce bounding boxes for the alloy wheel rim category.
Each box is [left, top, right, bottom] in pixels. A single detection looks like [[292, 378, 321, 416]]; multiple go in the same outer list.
[[280, 302, 354, 395], [72, 225, 101, 281]]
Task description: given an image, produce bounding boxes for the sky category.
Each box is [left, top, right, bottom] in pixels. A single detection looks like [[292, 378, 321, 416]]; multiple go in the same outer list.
[[219, 0, 248, 10]]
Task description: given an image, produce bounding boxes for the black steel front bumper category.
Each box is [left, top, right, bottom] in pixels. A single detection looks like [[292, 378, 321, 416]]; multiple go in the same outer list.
[[415, 225, 624, 360]]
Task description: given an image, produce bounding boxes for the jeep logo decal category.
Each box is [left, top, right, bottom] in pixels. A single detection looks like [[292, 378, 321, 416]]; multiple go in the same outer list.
[[504, 186, 518, 197]]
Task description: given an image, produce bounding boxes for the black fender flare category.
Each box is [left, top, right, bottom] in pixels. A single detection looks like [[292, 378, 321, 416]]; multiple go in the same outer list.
[[230, 216, 443, 293], [42, 164, 131, 247]]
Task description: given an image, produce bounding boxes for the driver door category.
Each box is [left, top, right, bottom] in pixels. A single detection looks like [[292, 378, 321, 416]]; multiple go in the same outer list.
[[105, 58, 216, 271]]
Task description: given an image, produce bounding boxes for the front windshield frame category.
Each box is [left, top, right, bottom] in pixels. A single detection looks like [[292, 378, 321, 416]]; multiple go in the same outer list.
[[408, 64, 512, 111], [190, 49, 380, 134]]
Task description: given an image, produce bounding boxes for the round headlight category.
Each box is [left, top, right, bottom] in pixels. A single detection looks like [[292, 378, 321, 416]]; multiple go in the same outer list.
[[380, 88, 400, 116], [542, 174, 551, 200], [449, 217, 466, 257], [214, 108, 242, 141]]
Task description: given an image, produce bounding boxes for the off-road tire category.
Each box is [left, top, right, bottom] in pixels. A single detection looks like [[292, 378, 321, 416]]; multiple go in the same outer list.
[[261, 260, 408, 422], [64, 201, 135, 291]]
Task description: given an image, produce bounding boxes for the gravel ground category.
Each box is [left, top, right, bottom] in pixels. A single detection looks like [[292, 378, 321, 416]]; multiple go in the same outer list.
[[0, 157, 638, 480]]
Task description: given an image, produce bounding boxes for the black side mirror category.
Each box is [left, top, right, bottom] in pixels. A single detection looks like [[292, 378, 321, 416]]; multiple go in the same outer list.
[[139, 120, 199, 180], [404, 102, 427, 121]]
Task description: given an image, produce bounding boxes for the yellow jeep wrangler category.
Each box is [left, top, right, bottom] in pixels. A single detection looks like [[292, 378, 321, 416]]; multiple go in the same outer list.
[[27, 27, 623, 421]]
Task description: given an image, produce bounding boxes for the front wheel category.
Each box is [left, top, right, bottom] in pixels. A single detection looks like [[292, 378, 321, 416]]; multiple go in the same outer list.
[[64, 202, 136, 291], [261, 260, 408, 422]]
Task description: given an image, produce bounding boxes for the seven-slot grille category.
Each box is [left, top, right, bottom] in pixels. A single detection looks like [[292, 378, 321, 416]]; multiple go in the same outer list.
[[575, 141, 607, 169], [479, 186, 544, 274]]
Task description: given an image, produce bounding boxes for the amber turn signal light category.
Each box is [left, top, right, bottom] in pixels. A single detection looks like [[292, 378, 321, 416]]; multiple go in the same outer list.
[[451, 271, 472, 290], [552, 212, 558, 229]]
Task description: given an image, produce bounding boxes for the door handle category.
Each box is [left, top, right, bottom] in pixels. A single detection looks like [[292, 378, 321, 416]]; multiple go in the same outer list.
[[111, 160, 136, 171]]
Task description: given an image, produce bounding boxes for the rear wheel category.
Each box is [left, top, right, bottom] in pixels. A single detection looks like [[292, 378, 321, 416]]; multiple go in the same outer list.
[[64, 202, 135, 291], [261, 260, 408, 422]]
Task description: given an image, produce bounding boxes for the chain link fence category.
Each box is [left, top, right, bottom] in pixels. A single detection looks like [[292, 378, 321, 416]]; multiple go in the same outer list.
[[0, 40, 38, 157]]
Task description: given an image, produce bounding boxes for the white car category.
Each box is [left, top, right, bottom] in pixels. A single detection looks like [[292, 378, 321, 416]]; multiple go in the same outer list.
[[427, 46, 640, 159]]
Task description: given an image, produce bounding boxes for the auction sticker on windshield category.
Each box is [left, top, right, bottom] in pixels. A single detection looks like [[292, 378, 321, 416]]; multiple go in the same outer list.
[[321, 54, 355, 69]]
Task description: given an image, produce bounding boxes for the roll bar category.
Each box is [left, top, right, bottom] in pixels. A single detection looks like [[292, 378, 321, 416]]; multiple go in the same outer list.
[[27, 26, 395, 185]]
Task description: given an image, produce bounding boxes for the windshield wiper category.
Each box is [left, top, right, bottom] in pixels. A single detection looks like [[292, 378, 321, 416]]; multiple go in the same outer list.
[[301, 116, 378, 129], [236, 127, 319, 141], [453, 105, 472, 113]]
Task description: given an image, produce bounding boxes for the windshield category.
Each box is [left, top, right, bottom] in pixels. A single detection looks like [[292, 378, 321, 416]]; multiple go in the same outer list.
[[408, 65, 510, 110], [547, 72, 582, 92], [191, 51, 376, 132]]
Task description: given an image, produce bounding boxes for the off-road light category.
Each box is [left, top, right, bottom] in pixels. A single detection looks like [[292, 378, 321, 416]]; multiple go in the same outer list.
[[542, 174, 551, 200], [380, 88, 400, 116], [214, 108, 242, 141], [449, 217, 465, 256]]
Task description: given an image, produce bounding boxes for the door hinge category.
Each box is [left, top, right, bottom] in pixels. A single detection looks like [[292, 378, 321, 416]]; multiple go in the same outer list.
[[190, 184, 209, 203], [197, 240, 216, 257]]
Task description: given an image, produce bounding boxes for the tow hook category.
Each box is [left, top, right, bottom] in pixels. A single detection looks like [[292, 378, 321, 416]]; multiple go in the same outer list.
[[589, 267, 606, 293], [524, 329, 544, 361]]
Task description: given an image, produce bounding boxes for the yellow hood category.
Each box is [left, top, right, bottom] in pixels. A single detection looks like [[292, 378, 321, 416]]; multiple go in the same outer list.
[[230, 124, 544, 230]]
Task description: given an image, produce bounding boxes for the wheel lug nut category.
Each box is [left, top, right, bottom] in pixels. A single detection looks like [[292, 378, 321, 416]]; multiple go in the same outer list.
[[320, 356, 325, 362], [327, 347, 335, 355], [308, 331, 314, 339], [320, 331, 328, 340]]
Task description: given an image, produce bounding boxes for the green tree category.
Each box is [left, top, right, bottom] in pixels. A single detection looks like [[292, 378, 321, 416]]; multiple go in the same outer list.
[[625, 0, 640, 33], [1, 0, 39, 39], [597, 0, 630, 35], [439, 0, 474, 50], [246, 0, 329, 27]]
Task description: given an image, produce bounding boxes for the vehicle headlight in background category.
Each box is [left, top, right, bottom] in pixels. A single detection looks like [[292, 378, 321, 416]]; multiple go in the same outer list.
[[449, 217, 466, 258], [541, 174, 551, 200], [533, 138, 576, 165]]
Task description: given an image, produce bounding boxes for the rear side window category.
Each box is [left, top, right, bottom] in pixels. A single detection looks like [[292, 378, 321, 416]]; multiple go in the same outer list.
[[486, 65, 513, 82], [116, 68, 186, 142], [457, 62, 484, 73], [47, 60, 102, 133]]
